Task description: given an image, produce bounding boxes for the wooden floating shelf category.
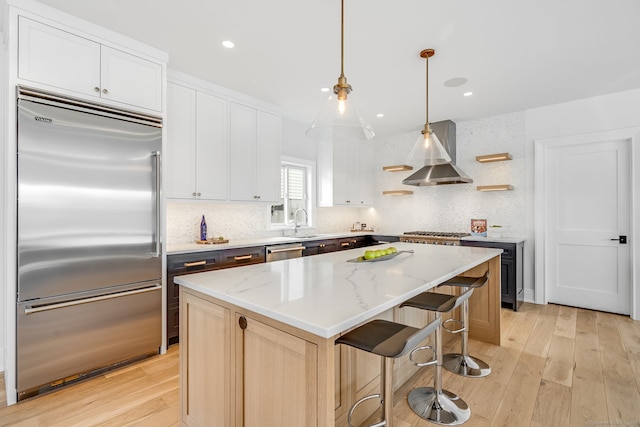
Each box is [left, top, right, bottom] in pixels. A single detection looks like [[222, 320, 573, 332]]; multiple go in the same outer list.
[[382, 190, 413, 196], [477, 185, 514, 192], [476, 152, 513, 163], [382, 164, 413, 172]]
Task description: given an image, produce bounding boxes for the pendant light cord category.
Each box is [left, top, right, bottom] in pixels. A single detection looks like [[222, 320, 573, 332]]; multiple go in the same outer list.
[[420, 49, 435, 133], [425, 52, 429, 128], [340, 0, 345, 78]]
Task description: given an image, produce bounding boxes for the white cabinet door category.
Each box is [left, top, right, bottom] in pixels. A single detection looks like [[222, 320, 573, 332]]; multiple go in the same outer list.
[[101, 46, 163, 111], [332, 140, 359, 206], [317, 140, 374, 207], [255, 111, 281, 203], [357, 143, 375, 207], [196, 92, 228, 200], [228, 102, 256, 201], [18, 16, 101, 98], [229, 102, 281, 202], [165, 83, 196, 199]]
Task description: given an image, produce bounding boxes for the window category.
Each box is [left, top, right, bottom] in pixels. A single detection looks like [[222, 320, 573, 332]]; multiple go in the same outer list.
[[271, 158, 314, 228]]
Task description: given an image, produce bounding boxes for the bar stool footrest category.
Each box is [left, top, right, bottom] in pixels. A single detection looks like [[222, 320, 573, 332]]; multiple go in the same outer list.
[[442, 353, 491, 378], [442, 318, 465, 334], [407, 387, 471, 426], [348, 393, 386, 427]]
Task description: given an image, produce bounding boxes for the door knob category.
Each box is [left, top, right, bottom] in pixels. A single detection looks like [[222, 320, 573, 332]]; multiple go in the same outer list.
[[610, 235, 627, 244]]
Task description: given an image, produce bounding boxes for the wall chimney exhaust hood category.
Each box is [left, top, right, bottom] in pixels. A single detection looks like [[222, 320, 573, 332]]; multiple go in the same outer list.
[[402, 120, 473, 186]]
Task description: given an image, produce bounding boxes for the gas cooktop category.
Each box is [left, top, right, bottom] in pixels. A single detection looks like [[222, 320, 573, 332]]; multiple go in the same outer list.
[[403, 231, 471, 238]]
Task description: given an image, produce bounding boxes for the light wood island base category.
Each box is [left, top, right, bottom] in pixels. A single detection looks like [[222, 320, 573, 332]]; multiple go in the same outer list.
[[179, 254, 501, 427]]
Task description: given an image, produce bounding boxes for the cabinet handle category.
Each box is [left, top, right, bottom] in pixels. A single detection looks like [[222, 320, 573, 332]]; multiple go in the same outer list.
[[94, 87, 100, 93], [234, 255, 253, 261], [192, 192, 197, 196], [239, 316, 247, 330], [184, 260, 207, 267], [346, 200, 351, 203], [352, 240, 357, 243], [197, 192, 201, 196], [341, 242, 350, 247], [320, 244, 325, 248], [102, 88, 109, 94]]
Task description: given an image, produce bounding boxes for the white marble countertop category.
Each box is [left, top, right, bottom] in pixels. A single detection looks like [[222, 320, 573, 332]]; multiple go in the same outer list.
[[174, 242, 502, 339], [166, 232, 380, 255]]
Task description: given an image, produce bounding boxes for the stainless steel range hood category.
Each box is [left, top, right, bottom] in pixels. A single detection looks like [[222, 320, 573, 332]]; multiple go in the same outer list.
[[402, 120, 473, 186]]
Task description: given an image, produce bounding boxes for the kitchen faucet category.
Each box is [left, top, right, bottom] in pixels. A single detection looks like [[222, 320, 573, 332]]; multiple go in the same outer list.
[[293, 208, 308, 236]]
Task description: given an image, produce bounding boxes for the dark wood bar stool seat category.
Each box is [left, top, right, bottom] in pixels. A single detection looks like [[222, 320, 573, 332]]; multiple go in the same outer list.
[[399, 289, 474, 425], [336, 317, 441, 427], [439, 271, 491, 378]]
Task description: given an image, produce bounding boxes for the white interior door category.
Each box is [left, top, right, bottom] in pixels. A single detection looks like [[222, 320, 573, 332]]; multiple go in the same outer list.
[[544, 137, 631, 314]]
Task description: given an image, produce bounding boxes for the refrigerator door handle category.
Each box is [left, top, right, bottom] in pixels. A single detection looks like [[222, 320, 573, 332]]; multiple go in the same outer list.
[[152, 150, 162, 257], [24, 284, 161, 315]]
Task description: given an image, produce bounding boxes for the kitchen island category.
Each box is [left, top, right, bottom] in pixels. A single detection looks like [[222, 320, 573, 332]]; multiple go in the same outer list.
[[175, 242, 502, 427]]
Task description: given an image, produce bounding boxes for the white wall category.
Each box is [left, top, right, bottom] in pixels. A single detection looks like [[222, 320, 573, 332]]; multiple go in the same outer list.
[[281, 118, 316, 161]]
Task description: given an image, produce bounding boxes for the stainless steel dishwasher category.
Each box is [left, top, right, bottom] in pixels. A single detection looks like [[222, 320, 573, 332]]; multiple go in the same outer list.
[[265, 243, 306, 262]]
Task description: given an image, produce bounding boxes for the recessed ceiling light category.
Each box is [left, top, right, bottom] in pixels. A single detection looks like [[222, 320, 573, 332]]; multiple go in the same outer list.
[[463, 91, 473, 97], [222, 40, 235, 49], [377, 113, 384, 118], [320, 87, 330, 92], [444, 77, 468, 87]]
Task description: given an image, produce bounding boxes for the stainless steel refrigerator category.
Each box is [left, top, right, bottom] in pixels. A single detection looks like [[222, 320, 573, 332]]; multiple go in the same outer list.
[[16, 88, 162, 401]]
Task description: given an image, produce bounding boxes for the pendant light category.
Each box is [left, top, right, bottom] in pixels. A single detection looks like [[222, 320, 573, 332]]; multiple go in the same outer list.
[[406, 49, 451, 166], [306, 0, 375, 142]]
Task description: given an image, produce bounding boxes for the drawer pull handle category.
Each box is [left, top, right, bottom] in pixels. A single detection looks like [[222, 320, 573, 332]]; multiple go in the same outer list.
[[341, 242, 350, 247], [234, 255, 253, 261], [184, 260, 207, 267]]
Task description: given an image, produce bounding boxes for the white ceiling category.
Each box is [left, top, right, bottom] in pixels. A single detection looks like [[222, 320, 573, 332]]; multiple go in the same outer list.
[[27, 0, 640, 139]]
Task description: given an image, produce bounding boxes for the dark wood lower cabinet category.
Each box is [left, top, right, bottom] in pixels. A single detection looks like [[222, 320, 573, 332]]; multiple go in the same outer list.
[[460, 239, 524, 311], [166, 246, 265, 345]]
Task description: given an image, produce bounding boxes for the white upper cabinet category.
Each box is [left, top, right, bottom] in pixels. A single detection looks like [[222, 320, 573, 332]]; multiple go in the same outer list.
[[165, 82, 228, 201], [317, 140, 374, 207], [195, 92, 228, 200], [18, 16, 163, 112], [165, 83, 196, 198], [228, 102, 280, 203], [255, 111, 281, 203]]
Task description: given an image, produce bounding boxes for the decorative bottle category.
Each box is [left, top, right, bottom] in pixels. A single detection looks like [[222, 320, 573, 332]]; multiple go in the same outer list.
[[200, 215, 207, 241]]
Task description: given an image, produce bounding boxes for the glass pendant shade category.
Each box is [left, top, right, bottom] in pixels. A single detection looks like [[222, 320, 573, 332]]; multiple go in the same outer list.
[[407, 127, 452, 166], [306, 0, 374, 143], [306, 92, 375, 142]]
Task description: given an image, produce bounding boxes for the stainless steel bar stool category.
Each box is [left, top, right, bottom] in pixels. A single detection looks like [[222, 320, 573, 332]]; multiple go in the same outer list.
[[439, 271, 491, 378], [336, 317, 441, 427], [399, 289, 474, 426]]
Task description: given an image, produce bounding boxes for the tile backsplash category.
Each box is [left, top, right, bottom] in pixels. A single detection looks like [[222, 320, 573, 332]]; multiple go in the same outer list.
[[165, 200, 377, 244]]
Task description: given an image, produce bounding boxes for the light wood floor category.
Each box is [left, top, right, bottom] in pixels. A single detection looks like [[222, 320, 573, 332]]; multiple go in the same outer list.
[[0, 303, 639, 426]]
